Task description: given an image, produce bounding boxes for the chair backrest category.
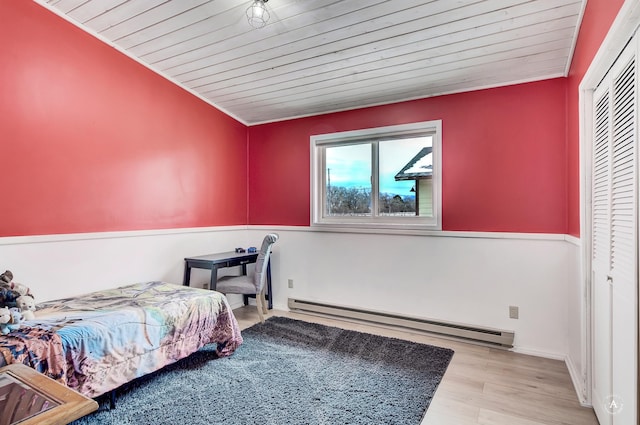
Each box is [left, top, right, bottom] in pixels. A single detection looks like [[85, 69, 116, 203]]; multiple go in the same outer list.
[[253, 233, 279, 291]]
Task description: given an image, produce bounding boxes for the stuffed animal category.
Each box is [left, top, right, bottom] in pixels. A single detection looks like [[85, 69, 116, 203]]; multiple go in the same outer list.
[[16, 295, 36, 321], [9, 282, 31, 297], [0, 270, 12, 285], [7, 308, 23, 332], [0, 287, 20, 309], [0, 270, 34, 311], [0, 307, 10, 335], [0, 270, 31, 297]]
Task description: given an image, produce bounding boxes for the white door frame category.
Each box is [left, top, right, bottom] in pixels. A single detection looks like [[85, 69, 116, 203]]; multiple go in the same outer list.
[[580, 0, 640, 407]]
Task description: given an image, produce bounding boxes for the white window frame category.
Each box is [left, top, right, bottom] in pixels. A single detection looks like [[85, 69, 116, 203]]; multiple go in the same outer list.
[[310, 120, 442, 232]]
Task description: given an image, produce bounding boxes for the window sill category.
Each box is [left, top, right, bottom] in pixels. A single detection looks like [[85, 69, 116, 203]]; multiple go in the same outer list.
[[310, 222, 441, 236]]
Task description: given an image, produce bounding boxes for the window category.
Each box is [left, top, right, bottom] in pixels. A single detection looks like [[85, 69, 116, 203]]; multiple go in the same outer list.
[[311, 120, 441, 231]]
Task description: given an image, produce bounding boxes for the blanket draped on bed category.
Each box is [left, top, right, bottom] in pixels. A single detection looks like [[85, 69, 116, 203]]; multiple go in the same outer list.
[[0, 281, 243, 398]]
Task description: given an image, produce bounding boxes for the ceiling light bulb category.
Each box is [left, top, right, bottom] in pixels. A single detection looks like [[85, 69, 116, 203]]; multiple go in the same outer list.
[[253, 4, 264, 18], [246, 0, 269, 29]]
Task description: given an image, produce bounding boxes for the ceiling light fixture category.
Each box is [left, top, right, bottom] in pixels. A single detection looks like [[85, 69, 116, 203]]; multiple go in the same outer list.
[[246, 0, 270, 29]]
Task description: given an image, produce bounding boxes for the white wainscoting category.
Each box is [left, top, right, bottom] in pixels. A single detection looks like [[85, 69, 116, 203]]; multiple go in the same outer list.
[[0, 226, 578, 360], [250, 227, 574, 359], [0, 226, 250, 303]]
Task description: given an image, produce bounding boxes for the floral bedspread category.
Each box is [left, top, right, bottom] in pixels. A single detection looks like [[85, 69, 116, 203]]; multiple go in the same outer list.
[[0, 281, 243, 398]]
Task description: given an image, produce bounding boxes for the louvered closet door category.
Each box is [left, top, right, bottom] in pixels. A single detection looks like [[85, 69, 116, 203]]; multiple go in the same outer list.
[[591, 36, 638, 425], [592, 78, 612, 425]]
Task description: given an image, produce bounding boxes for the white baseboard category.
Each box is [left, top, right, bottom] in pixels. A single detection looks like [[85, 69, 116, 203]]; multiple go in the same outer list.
[[565, 354, 590, 407], [510, 346, 566, 361]]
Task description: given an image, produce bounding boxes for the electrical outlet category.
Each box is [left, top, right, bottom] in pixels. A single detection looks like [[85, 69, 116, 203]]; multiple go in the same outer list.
[[509, 305, 519, 319], [288, 279, 294, 289]]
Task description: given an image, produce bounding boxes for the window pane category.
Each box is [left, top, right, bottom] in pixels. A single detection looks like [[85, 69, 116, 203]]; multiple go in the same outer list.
[[379, 136, 433, 217], [311, 120, 441, 230], [325, 144, 371, 216]]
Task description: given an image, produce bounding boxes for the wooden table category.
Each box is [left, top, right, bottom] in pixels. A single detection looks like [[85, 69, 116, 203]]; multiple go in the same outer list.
[[0, 364, 98, 425]]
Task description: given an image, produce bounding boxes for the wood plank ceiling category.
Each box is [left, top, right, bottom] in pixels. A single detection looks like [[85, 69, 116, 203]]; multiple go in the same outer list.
[[39, 0, 586, 125]]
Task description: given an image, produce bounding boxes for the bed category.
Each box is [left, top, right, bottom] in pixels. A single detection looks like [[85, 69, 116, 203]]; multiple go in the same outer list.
[[0, 281, 243, 398]]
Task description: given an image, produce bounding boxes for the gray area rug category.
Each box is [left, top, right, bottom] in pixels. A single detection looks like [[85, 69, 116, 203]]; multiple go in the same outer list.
[[71, 316, 454, 425]]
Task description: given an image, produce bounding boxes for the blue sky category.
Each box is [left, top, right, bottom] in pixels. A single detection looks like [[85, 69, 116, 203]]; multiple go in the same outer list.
[[326, 136, 431, 195]]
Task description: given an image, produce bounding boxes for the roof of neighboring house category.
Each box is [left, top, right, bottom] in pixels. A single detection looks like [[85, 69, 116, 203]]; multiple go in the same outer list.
[[395, 147, 433, 181]]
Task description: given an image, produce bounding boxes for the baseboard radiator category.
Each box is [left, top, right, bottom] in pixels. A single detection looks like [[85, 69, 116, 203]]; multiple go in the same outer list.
[[288, 298, 514, 349]]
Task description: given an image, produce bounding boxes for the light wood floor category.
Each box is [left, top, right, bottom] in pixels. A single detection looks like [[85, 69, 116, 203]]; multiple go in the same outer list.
[[233, 306, 599, 425]]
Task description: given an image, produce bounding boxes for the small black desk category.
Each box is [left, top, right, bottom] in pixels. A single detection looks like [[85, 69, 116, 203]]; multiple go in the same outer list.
[[183, 251, 272, 309]]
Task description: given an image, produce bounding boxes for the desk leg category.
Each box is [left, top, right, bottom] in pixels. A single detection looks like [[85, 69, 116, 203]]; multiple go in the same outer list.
[[209, 266, 218, 291], [183, 263, 192, 286], [242, 264, 249, 306]]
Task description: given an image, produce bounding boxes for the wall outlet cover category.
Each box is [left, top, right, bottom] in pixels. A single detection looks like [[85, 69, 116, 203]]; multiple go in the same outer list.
[[509, 305, 519, 319]]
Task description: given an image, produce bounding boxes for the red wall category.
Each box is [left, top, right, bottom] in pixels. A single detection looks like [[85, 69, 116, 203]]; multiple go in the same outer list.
[[3, 1, 625, 237], [566, 0, 625, 237], [248, 79, 568, 233], [0, 2, 248, 237]]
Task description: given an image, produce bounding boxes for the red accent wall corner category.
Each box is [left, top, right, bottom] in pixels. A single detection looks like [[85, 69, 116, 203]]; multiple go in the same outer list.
[[0, 2, 248, 237]]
